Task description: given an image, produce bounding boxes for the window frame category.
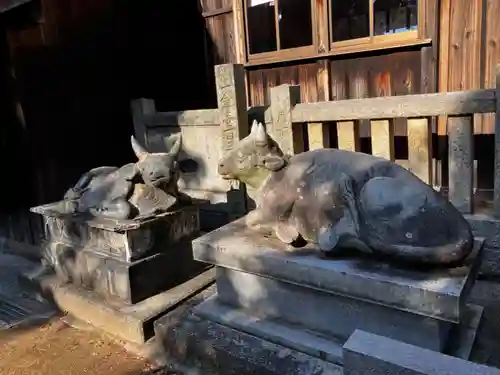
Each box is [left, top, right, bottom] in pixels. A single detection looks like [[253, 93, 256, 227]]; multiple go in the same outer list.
[[243, 0, 318, 64], [328, 0, 420, 55], [242, 0, 426, 66]]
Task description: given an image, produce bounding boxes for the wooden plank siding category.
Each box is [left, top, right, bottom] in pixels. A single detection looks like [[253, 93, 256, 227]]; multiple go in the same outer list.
[[447, 0, 484, 133], [330, 50, 422, 137], [247, 63, 323, 106], [437, 0, 500, 135], [482, 0, 500, 134], [202, 0, 236, 65]]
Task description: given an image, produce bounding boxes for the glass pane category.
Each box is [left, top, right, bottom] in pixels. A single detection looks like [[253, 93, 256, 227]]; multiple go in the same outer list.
[[331, 0, 370, 43], [374, 0, 417, 36], [278, 0, 313, 50], [247, 0, 277, 54]]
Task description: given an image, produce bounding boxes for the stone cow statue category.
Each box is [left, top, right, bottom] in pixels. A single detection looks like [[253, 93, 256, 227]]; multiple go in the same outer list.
[[64, 134, 185, 220], [218, 121, 474, 266]]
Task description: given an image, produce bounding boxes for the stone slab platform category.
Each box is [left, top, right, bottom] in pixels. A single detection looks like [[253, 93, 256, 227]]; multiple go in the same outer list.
[[153, 292, 481, 375], [24, 267, 215, 344], [154, 296, 343, 375], [193, 218, 483, 323], [344, 329, 500, 375], [195, 295, 482, 363], [45, 236, 209, 305], [216, 267, 451, 351]]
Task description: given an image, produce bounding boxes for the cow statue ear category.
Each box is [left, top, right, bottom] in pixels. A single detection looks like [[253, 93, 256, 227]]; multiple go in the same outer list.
[[261, 155, 286, 171]]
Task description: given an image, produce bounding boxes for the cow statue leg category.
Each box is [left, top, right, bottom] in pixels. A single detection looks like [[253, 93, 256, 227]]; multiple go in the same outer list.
[[89, 198, 133, 220], [317, 224, 340, 252], [246, 209, 300, 246], [245, 209, 275, 234], [274, 221, 300, 244], [64, 166, 118, 200], [318, 174, 372, 255], [317, 174, 355, 253]]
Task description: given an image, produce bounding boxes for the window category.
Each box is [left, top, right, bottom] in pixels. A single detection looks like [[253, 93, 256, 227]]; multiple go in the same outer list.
[[330, 0, 418, 50], [242, 0, 422, 64], [245, 0, 315, 62]]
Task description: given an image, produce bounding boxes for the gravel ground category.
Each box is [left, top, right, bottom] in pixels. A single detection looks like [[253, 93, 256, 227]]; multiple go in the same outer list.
[[0, 250, 165, 375], [0, 316, 157, 375]]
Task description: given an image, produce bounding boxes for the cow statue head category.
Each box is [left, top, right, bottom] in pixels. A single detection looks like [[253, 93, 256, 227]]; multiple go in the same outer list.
[[218, 120, 287, 189], [131, 133, 182, 188]]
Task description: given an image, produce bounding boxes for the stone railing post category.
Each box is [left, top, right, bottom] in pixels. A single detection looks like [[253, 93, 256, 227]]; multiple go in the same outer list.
[[269, 84, 304, 156], [215, 63, 249, 220]]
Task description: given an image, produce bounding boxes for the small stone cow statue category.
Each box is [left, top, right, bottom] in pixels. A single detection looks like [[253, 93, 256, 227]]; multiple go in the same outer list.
[[64, 134, 185, 220], [218, 121, 474, 266]]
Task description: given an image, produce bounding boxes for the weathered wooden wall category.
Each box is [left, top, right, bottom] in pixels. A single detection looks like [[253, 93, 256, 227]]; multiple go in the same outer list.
[[195, 0, 498, 191], [440, 0, 500, 134], [0, 0, 210, 251], [248, 62, 324, 105], [330, 51, 423, 137], [200, 0, 236, 108], [200, 0, 499, 136]]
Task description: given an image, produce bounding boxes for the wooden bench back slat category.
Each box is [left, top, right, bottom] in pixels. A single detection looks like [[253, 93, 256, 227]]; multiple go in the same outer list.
[[337, 121, 360, 152], [407, 118, 432, 185], [370, 120, 395, 161]]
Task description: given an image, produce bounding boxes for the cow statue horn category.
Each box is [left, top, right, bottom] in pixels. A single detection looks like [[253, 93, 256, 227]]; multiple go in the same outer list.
[[167, 133, 182, 157], [250, 119, 259, 134], [254, 122, 267, 145], [131, 135, 148, 159]]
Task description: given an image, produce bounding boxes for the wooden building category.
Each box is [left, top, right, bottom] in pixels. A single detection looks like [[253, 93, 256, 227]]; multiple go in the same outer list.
[[0, 0, 209, 248], [201, 0, 500, 188]]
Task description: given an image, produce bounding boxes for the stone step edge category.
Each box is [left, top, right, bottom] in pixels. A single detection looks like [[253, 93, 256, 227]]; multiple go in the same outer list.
[[195, 295, 484, 365], [193, 294, 344, 366], [19, 266, 216, 344], [445, 303, 484, 360]]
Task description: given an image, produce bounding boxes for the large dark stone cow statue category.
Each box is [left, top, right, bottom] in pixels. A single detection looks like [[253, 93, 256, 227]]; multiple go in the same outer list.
[[218, 121, 473, 266]]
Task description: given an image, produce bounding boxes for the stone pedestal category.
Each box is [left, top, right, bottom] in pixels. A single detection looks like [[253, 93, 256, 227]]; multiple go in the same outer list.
[[23, 199, 215, 344], [155, 218, 485, 374]]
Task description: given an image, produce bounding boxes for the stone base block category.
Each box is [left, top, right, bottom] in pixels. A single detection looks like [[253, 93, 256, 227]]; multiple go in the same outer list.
[[194, 294, 482, 363], [26, 267, 215, 344], [154, 300, 343, 375], [48, 237, 209, 305], [33, 201, 201, 262], [151, 291, 482, 375], [193, 219, 483, 323], [194, 294, 344, 365], [216, 267, 451, 352]]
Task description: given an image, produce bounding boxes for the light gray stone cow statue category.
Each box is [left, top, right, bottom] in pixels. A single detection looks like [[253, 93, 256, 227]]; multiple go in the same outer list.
[[63, 134, 186, 220], [218, 120, 474, 266]]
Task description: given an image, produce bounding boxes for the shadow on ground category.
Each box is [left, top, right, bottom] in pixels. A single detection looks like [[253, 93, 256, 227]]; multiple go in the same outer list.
[[0, 251, 58, 334]]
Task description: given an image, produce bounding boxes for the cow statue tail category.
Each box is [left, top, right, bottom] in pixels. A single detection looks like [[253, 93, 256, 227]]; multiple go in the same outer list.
[[365, 219, 474, 266]]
